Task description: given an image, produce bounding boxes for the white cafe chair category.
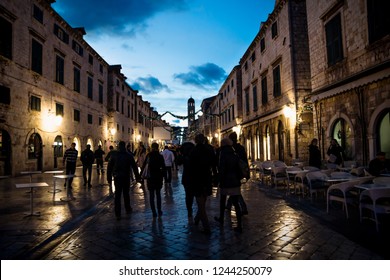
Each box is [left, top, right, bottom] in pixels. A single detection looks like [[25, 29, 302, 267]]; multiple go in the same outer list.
[[306, 171, 329, 201], [327, 177, 372, 218], [359, 188, 390, 232], [271, 166, 289, 190]]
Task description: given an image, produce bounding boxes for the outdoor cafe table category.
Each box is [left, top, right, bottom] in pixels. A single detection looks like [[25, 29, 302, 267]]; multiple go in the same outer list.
[[20, 171, 42, 193], [15, 182, 49, 217], [55, 175, 76, 201], [44, 170, 64, 195], [354, 183, 390, 191]]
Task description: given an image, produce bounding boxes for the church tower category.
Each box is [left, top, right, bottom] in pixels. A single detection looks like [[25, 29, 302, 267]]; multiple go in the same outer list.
[[187, 97, 195, 127]]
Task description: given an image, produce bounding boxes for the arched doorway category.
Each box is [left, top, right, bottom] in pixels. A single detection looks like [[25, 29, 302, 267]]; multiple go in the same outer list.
[[332, 118, 352, 160], [376, 110, 390, 158], [0, 129, 12, 175], [277, 121, 285, 161], [264, 125, 271, 161], [28, 133, 43, 171], [53, 135, 63, 168]]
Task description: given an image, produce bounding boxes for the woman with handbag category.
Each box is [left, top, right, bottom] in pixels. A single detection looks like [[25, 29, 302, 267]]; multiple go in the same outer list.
[[141, 142, 166, 218]]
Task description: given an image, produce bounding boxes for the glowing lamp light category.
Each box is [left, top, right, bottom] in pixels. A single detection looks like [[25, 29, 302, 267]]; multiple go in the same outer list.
[[110, 128, 117, 136]]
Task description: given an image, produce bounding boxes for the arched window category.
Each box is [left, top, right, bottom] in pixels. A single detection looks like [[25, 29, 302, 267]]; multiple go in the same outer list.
[[332, 118, 352, 160], [28, 133, 42, 159], [277, 121, 285, 161], [377, 110, 390, 158], [53, 135, 63, 157], [264, 126, 271, 161]]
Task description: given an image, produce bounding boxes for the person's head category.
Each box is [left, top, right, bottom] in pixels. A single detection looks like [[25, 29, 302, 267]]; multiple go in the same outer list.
[[98, 145, 102, 149], [331, 139, 339, 146], [151, 142, 159, 151], [228, 132, 238, 144], [86, 144, 91, 150], [311, 138, 318, 146], [180, 142, 195, 156], [221, 137, 233, 147], [195, 133, 205, 145], [164, 145, 169, 150], [118, 141, 126, 152], [71, 142, 76, 149], [376, 151, 386, 161], [109, 145, 114, 151]]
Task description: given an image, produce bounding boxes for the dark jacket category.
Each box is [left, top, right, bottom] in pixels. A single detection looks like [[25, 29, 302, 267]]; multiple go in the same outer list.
[[81, 149, 95, 166], [110, 148, 139, 181], [180, 142, 195, 187], [309, 144, 322, 168], [327, 144, 344, 165], [188, 143, 216, 196], [141, 150, 165, 189], [218, 145, 241, 189]]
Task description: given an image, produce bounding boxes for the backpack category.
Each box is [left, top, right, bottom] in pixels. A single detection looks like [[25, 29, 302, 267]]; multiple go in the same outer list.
[[237, 156, 250, 180]]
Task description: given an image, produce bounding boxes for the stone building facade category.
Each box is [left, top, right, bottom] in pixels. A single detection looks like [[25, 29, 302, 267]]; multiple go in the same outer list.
[[307, 0, 390, 166], [235, 0, 312, 164], [0, 0, 168, 176], [203, 0, 389, 167]]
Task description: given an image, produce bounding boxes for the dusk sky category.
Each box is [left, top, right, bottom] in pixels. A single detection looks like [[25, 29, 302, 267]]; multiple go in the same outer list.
[[52, 0, 276, 126]]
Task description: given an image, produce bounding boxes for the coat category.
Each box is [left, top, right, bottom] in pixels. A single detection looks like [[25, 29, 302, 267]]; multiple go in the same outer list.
[[141, 150, 165, 189], [218, 145, 241, 189], [188, 143, 216, 196]]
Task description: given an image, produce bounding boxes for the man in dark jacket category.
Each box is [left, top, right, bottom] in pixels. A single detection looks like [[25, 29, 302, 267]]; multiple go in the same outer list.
[[188, 134, 217, 234], [94, 145, 105, 175], [228, 132, 249, 215], [81, 144, 95, 188], [109, 141, 140, 220]]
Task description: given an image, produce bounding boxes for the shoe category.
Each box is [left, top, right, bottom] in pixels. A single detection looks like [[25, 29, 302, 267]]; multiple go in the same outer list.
[[214, 217, 223, 224], [241, 210, 249, 216], [126, 207, 133, 214], [233, 227, 242, 233], [88, 184, 92, 188], [194, 217, 200, 225], [201, 229, 211, 235], [83, 182, 86, 186]]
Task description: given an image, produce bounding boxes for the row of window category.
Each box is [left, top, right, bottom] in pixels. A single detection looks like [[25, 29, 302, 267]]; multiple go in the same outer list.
[[244, 65, 281, 115]]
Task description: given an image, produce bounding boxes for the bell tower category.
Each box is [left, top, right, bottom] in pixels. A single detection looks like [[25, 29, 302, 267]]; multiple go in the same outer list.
[[187, 97, 195, 127]]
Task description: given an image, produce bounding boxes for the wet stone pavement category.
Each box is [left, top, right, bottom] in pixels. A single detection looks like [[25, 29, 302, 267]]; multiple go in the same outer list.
[[0, 166, 389, 260]]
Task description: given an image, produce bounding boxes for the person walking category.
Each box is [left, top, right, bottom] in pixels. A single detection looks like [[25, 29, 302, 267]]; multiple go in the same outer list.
[[188, 134, 217, 234], [109, 141, 140, 220], [180, 141, 195, 218], [160, 145, 175, 186], [308, 138, 322, 168], [214, 137, 243, 233], [135, 142, 146, 168], [105, 145, 115, 195], [81, 144, 95, 188], [63, 142, 78, 189], [141, 142, 165, 218], [227, 132, 249, 215], [94, 145, 105, 175]]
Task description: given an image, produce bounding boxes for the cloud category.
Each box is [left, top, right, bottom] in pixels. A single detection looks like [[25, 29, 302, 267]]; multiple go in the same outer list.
[[173, 63, 227, 89], [52, 0, 189, 37], [131, 76, 171, 94]]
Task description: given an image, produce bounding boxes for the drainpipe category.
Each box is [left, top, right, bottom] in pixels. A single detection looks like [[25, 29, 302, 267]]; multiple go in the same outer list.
[[356, 87, 368, 165], [288, 0, 299, 159]]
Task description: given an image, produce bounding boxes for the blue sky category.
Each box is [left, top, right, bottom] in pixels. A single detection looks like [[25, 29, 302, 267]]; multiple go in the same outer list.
[[52, 0, 275, 126]]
